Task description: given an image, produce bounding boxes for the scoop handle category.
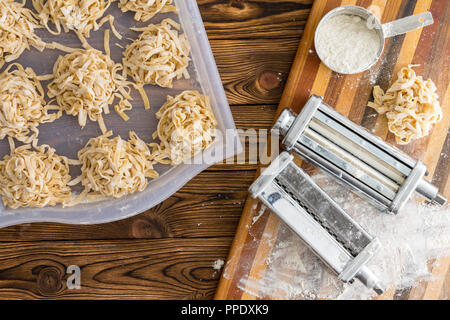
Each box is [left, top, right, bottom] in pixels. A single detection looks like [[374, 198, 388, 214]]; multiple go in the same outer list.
[[382, 12, 434, 38]]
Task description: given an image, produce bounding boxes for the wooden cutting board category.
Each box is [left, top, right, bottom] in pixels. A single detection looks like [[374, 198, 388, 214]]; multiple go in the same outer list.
[[215, 0, 449, 300]]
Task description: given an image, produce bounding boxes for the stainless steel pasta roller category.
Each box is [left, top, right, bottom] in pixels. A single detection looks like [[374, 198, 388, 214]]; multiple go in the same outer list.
[[249, 152, 384, 294], [273, 95, 447, 214]]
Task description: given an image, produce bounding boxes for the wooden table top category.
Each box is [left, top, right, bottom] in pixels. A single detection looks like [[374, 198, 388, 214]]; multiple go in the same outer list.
[[0, 0, 313, 299]]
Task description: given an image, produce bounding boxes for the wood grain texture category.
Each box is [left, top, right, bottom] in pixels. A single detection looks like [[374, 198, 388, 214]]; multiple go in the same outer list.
[[216, 0, 450, 300], [198, 0, 313, 39], [0, 0, 311, 299], [0, 238, 231, 299], [212, 38, 299, 105]]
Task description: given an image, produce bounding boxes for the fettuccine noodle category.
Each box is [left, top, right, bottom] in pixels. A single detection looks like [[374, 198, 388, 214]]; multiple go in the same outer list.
[[0, 0, 46, 68], [118, 0, 177, 22], [0, 63, 61, 144], [0, 139, 73, 208], [150, 90, 217, 165], [368, 65, 442, 144], [31, 0, 120, 39], [123, 18, 190, 91], [73, 131, 159, 199], [46, 47, 133, 133]]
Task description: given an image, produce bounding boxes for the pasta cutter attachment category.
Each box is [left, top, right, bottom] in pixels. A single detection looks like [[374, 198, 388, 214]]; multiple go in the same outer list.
[[273, 95, 447, 214], [249, 152, 384, 294]]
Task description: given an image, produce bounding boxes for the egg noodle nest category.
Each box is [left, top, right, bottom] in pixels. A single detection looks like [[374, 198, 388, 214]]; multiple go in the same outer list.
[[0, 1, 218, 208], [368, 65, 442, 145], [0, 63, 61, 144], [0, 0, 46, 68], [0, 139, 74, 209], [118, 0, 177, 22], [123, 18, 190, 90], [150, 90, 217, 165], [70, 130, 159, 200], [45, 36, 134, 133], [31, 0, 121, 41]]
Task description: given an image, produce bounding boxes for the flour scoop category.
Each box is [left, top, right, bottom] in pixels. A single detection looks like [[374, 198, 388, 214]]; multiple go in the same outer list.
[[315, 5, 434, 74]]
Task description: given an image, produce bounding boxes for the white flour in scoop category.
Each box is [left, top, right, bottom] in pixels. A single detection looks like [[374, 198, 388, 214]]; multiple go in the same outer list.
[[315, 14, 381, 73]]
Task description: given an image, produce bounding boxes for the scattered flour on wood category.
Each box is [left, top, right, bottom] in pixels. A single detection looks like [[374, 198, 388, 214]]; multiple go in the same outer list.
[[213, 259, 225, 271], [252, 204, 267, 225], [237, 172, 449, 300]]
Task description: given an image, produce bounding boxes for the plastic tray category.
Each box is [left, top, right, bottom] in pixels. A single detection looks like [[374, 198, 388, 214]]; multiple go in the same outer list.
[[0, 0, 239, 228]]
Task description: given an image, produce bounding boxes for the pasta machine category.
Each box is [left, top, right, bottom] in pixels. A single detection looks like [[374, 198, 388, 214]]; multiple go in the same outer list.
[[272, 95, 447, 214], [249, 152, 385, 294]]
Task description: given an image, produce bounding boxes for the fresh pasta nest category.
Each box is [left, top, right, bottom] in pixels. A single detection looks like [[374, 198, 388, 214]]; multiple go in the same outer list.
[[0, 63, 61, 143], [151, 90, 217, 165], [123, 18, 190, 89], [47, 48, 133, 133], [0, 1, 220, 209], [368, 65, 442, 144], [0, 0, 46, 67], [74, 131, 159, 198], [118, 0, 177, 22], [0, 142, 73, 209], [32, 0, 114, 38]]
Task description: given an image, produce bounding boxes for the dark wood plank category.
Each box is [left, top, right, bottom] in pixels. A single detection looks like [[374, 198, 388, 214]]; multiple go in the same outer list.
[[0, 170, 255, 241], [211, 38, 299, 105], [0, 238, 232, 299], [198, 0, 313, 39], [230, 104, 277, 130]]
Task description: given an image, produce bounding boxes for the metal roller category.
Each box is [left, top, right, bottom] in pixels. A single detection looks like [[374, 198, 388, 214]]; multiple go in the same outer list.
[[249, 152, 384, 294], [272, 95, 447, 214]]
